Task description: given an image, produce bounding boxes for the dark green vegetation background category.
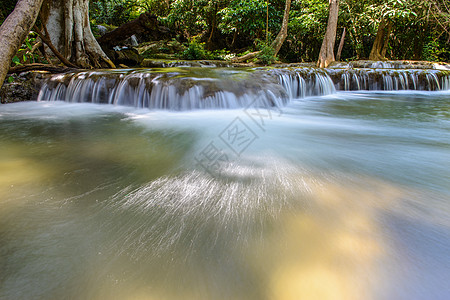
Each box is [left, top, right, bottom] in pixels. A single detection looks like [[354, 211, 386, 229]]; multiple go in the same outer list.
[[1, 0, 449, 62]]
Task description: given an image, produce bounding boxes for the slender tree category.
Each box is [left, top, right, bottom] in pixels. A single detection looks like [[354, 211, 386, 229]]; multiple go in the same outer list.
[[317, 0, 340, 67], [270, 0, 291, 57]]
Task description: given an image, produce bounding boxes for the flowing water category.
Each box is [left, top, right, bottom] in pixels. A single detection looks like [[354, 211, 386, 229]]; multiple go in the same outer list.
[[1, 66, 450, 300]]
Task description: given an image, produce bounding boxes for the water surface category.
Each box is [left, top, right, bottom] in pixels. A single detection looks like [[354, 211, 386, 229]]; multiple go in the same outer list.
[[1, 90, 449, 300]]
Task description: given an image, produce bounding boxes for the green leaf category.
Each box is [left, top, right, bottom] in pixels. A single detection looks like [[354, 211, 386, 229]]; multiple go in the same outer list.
[[23, 55, 27, 62], [12, 56, 21, 66], [7, 76, 14, 83], [26, 40, 32, 50]]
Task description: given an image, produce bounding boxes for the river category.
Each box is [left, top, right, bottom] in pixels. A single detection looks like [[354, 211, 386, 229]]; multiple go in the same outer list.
[[0, 67, 449, 300]]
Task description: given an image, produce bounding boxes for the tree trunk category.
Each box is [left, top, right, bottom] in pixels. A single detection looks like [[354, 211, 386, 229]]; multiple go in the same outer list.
[[336, 27, 346, 61], [270, 0, 291, 57], [40, 0, 114, 68], [33, 25, 79, 68], [0, 0, 44, 86], [206, 3, 218, 50], [413, 25, 426, 60], [317, 0, 339, 68], [369, 19, 392, 61]]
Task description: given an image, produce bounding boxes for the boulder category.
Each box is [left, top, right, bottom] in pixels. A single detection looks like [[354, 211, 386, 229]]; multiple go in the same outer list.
[[102, 47, 143, 67]]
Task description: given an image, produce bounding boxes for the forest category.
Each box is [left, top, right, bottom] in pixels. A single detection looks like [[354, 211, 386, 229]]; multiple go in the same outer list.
[[0, 0, 449, 86], [83, 0, 450, 62]]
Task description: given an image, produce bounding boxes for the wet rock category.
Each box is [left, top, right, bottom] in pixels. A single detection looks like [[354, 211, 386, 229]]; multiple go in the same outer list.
[[0, 72, 48, 104], [96, 25, 108, 36], [112, 47, 143, 67]]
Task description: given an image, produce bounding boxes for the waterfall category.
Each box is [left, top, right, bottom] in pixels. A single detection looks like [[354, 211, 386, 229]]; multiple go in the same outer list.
[[38, 69, 291, 110], [37, 67, 450, 110], [276, 68, 335, 99], [38, 68, 337, 110], [326, 68, 449, 91], [442, 74, 450, 90]]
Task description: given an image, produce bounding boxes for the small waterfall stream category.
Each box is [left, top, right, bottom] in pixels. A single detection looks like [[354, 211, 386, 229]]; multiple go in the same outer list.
[[37, 67, 450, 110]]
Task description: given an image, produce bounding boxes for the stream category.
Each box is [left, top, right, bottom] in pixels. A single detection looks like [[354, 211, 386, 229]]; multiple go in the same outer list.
[[0, 66, 449, 300]]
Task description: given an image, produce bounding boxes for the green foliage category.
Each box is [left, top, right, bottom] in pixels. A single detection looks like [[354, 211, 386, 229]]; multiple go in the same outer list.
[[0, 0, 17, 25], [219, 0, 282, 37], [180, 40, 213, 60], [90, 0, 139, 26], [84, 0, 449, 63], [286, 0, 329, 62], [212, 49, 233, 60], [137, 0, 171, 16], [179, 39, 228, 60], [423, 39, 450, 62], [11, 32, 40, 67], [165, 0, 217, 38], [256, 39, 277, 65]]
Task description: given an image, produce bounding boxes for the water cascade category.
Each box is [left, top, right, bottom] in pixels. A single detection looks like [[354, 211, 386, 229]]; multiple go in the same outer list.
[[37, 68, 293, 110], [37, 67, 450, 110], [325, 68, 448, 91]]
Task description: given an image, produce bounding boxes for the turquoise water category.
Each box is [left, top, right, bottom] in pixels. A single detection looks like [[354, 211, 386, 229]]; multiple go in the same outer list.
[[1, 90, 449, 300]]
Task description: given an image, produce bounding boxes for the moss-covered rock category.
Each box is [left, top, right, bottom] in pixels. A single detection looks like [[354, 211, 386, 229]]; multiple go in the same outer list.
[[113, 48, 143, 67]]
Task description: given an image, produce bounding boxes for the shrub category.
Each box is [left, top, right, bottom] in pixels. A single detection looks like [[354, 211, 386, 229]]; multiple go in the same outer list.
[[256, 39, 277, 65], [180, 40, 213, 60]]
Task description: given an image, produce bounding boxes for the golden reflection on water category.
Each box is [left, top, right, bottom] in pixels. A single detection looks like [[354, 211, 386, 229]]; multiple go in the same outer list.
[[85, 176, 401, 300], [0, 139, 404, 300], [247, 180, 402, 300], [0, 143, 55, 211]]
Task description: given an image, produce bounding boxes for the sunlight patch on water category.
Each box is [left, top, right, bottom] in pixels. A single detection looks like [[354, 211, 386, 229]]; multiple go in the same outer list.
[[1, 94, 449, 299], [85, 160, 405, 300]]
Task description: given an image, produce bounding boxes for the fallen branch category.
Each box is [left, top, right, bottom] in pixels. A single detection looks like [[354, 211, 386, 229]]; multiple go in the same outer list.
[[230, 51, 260, 63], [7, 63, 76, 74], [97, 12, 162, 47], [31, 40, 42, 55]]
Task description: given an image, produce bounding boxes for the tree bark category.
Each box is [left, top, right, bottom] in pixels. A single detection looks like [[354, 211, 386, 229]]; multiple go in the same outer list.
[[40, 0, 115, 68], [0, 0, 44, 86], [8, 63, 75, 74], [369, 19, 392, 61], [33, 25, 79, 68], [336, 27, 346, 61], [317, 0, 340, 68], [230, 51, 260, 63], [270, 0, 291, 57]]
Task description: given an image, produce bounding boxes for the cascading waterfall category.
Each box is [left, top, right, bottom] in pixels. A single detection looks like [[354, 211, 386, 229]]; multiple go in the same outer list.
[[37, 67, 450, 110], [442, 73, 450, 90], [274, 68, 336, 99], [38, 69, 292, 110], [326, 68, 449, 91]]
